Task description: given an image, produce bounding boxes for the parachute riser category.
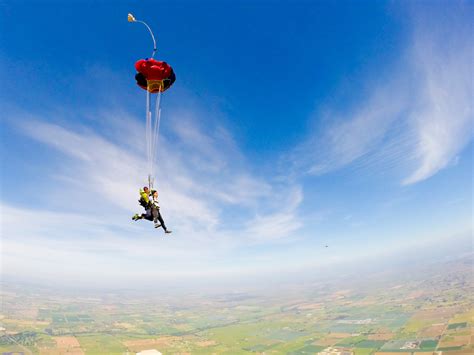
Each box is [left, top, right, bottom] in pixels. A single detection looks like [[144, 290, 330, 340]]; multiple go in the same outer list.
[[148, 174, 154, 190]]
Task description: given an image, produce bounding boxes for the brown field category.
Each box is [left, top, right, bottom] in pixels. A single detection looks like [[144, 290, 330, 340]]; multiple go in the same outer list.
[[413, 307, 460, 320], [333, 290, 352, 296], [407, 291, 424, 299], [53, 337, 81, 348], [17, 309, 39, 319], [330, 333, 353, 339], [419, 324, 446, 337], [196, 340, 217, 347], [375, 352, 411, 355], [123, 336, 180, 351], [41, 337, 84, 355]]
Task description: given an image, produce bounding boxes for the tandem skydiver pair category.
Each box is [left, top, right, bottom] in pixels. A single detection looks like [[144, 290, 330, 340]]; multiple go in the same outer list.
[[132, 186, 172, 234]]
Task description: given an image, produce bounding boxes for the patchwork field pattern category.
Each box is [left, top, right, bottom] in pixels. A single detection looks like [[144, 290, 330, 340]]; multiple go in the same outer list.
[[1, 257, 472, 354]]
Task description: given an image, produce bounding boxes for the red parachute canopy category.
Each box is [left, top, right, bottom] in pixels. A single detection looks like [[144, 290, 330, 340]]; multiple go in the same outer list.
[[135, 59, 175, 93]]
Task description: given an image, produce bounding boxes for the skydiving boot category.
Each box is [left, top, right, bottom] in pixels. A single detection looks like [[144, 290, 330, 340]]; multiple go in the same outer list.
[[132, 214, 140, 221]]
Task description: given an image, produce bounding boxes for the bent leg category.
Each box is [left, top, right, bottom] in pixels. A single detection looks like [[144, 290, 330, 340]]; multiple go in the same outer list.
[[144, 209, 153, 221]]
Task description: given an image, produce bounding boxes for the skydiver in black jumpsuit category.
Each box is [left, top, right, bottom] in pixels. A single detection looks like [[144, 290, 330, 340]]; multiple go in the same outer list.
[[150, 190, 172, 234]]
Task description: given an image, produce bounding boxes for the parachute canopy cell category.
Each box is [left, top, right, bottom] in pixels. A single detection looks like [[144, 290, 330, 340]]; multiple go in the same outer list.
[[135, 59, 176, 93]]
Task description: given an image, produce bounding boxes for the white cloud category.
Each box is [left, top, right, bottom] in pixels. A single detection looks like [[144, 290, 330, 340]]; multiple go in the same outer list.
[[244, 186, 303, 242], [0, 203, 225, 282], [288, 8, 473, 185], [402, 21, 473, 184], [288, 85, 406, 176]]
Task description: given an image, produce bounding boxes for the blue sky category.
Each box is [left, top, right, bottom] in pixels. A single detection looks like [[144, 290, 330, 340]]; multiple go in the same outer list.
[[1, 0, 472, 287]]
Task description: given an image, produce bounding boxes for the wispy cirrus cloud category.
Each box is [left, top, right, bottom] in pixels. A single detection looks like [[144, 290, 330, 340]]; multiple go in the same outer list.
[[402, 17, 473, 184], [287, 6, 473, 185], [287, 84, 408, 177]]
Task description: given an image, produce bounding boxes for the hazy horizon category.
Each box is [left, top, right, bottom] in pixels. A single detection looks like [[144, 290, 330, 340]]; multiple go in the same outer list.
[[2, 229, 471, 292]]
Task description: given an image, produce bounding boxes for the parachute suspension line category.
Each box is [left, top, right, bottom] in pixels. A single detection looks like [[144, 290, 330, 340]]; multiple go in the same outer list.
[[144, 90, 162, 190], [145, 91, 156, 190], [151, 91, 162, 174], [148, 174, 154, 190], [128, 13, 157, 58], [146, 90, 152, 176]]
